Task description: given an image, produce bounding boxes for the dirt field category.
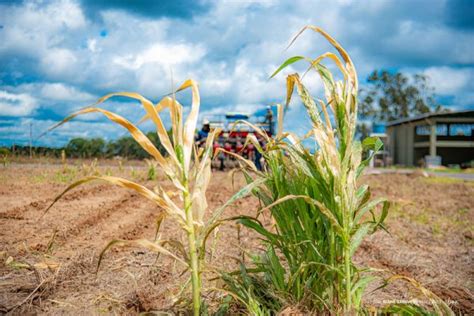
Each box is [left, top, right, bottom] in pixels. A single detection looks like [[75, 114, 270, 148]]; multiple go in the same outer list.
[[0, 161, 473, 314]]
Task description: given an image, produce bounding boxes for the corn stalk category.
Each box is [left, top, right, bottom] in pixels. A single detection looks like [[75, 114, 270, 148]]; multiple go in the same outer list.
[[273, 26, 389, 313], [225, 27, 452, 314], [43, 80, 221, 315], [221, 26, 390, 314]]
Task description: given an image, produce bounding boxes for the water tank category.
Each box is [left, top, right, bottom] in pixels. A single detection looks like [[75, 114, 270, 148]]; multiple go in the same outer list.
[[372, 123, 386, 134]]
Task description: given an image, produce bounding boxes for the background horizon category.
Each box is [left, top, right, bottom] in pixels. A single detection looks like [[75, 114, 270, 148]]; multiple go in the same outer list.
[[1, 0, 473, 148]]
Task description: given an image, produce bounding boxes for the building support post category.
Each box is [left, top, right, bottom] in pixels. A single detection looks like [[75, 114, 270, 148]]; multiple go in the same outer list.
[[429, 123, 436, 156]]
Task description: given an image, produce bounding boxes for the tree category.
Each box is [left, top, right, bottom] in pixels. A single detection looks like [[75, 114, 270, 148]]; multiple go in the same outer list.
[[359, 70, 443, 122], [66, 138, 87, 158], [87, 138, 105, 157], [115, 136, 143, 158], [66, 137, 105, 158], [104, 132, 166, 159]]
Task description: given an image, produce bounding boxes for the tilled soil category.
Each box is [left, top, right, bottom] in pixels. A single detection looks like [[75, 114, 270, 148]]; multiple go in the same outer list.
[[0, 163, 472, 314]]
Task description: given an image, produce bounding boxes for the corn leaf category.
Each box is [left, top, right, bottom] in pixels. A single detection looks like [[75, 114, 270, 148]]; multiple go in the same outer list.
[[43, 175, 164, 216], [46, 107, 168, 169], [97, 238, 188, 273], [354, 197, 387, 224], [270, 56, 305, 79], [179, 79, 200, 173], [288, 25, 357, 89], [349, 223, 371, 256], [100, 92, 177, 164], [237, 216, 280, 244], [192, 129, 221, 224], [276, 103, 284, 138], [215, 148, 258, 172], [205, 177, 266, 228]]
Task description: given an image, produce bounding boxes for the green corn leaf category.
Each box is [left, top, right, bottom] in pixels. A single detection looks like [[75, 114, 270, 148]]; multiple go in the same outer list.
[[351, 275, 377, 297], [357, 137, 384, 178], [270, 56, 305, 78], [362, 136, 383, 152], [238, 216, 280, 244], [266, 246, 286, 291], [349, 223, 372, 256], [206, 178, 266, 227], [376, 201, 390, 230], [354, 197, 387, 224]]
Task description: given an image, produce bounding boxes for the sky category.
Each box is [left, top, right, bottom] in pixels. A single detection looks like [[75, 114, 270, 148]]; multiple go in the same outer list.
[[0, 0, 473, 147]]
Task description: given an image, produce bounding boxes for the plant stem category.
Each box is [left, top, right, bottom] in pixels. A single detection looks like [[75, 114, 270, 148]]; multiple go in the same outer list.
[[329, 231, 335, 306], [183, 180, 200, 316], [343, 237, 352, 313]]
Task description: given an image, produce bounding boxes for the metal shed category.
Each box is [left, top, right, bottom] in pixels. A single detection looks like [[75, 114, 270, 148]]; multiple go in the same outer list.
[[386, 110, 474, 167]]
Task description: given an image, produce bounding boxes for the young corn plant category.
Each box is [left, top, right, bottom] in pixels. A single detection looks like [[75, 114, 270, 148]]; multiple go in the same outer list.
[[61, 149, 66, 165], [2, 154, 9, 167], [222, 26, 387, 314], [43, 80, 222, 315], [145, 158, 158, 180], [1, 148, 10, 167], [223, 26, 452, 315]]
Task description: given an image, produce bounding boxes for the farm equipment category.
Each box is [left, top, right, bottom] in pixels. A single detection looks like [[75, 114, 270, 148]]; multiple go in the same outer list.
[[197, 105, 277, 169]]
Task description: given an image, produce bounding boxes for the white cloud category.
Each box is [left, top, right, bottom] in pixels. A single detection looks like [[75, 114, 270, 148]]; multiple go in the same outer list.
[[0, 0, 86, 55], [0, 91, 38, 117], [40, 48, 79, 78], [48, 0, 86, 29], [87, 39, 99, 53], [423, 67, 473, 95], [0, 83, 96, 118], [113, 42, 206, 70], [39, 83, 95, 102], [384, 22, 474, 65]]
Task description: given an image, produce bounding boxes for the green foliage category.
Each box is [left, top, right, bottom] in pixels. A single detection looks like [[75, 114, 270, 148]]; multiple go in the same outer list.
[[145, 159, 157, 180], [3, 145, 63, 158], [105, 132, 168, 159], [220, 262, 283, 315], [1, 148, 11, 167], [228, 145, 388, 313], [0, 147, 10, 156], [2, 156, 9, 167], [359, 70, 443, 122], [54, 167, 78, 183], [66, 137, 105, 158], [7, 131, 168, 160], [362, 304, 437, 315], [221, 27, 452, 313], [222, 26, 390, 314]]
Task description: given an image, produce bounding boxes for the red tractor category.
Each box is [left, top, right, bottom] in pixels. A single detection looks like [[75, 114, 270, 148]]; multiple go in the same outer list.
[[199, 106, 275, 170]]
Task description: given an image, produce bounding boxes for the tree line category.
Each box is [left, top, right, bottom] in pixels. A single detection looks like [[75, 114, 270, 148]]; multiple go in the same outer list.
[[3, 132, 165, 159]]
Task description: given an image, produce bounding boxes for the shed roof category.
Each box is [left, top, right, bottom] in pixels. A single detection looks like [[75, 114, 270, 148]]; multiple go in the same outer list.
[[386, 109, 474, 126]]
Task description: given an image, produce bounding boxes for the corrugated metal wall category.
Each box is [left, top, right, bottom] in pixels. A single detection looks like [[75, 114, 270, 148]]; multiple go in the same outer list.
[[388, 124, 415, 166]]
